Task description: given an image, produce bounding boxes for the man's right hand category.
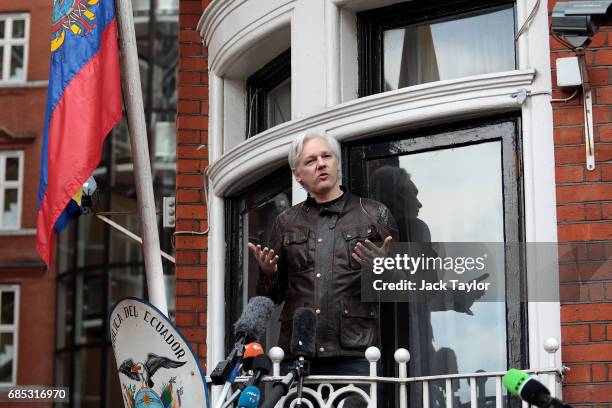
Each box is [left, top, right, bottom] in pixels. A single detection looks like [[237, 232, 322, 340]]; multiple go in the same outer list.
[[247, 243, 279, 276]]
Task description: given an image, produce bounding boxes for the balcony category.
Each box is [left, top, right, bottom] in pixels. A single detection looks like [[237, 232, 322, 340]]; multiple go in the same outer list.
[[211, 338, 564, 408]]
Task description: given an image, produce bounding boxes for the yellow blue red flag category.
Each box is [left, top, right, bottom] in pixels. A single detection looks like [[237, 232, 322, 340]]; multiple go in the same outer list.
[[37, 0, 123, 267]]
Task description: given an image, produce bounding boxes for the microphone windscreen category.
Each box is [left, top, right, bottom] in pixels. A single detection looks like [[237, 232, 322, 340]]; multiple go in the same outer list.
[[503, 368, 530, 397], [252, 354, 272, 375], [242, 342, 264, 371], [234, 296, 275, 342], [503, 369, 551, 405], [290, 307, 317, 357], [237, 385, 260, 408], [519, 377, 551, 405]]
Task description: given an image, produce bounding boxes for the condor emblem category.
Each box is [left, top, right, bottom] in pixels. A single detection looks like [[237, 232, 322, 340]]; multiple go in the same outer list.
[[51, 0, 99, 52]]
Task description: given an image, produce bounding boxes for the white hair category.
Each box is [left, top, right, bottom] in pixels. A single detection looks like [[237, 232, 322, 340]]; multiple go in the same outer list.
[[288, 130, 341, 170]]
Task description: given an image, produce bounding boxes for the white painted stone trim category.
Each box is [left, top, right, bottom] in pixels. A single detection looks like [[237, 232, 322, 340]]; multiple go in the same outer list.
[[200, 0, 561, 389], [208, 69, 536, 195]]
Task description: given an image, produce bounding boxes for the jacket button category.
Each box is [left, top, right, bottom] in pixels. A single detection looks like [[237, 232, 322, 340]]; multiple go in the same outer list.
[[344, 309, 348, 315], [316, 273, 321, 278], [315, 308, 321, 315], [317, 238, 323, 243], [319, 347, 325, 352]]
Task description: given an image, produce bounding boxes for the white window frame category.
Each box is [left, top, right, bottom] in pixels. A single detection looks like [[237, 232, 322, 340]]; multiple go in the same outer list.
[[0, 285, 20, 386], [0, 151, 24, 230], [0, 13, 30, 83]]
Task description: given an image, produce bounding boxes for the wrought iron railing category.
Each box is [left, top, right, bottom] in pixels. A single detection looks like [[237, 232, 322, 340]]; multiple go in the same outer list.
[[213, 337, 563, 408]]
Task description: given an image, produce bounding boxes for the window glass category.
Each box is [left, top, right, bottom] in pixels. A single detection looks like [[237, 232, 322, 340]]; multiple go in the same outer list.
[[74, 272, 105, 344], [76, 214, 105, 268], [227, 169, 292, 350], [2, 188, 18, 229], [246, 49, 291, 136], [11, 19, 25, 38], [54, 351, 72, 389], [5, 157, 18, 181], [266, 78, 291, 129], [73, 347, 102, 408], [0, 21, 4, 38], [0, 291, 14, 325], [351, 120, 522, 407], [0, 332, 14, 383], [56, 276, 74, 348], [9, 45, 24, 80], [383, 7, 515, 90]]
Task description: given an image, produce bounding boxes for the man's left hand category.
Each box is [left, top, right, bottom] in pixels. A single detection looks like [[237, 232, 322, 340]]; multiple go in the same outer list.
[[352, 236, 393, 266]]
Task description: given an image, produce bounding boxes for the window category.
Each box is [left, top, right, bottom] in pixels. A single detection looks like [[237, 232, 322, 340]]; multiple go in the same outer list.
[[0, 285, 19, 386], [246, 49, 291, 137], [358, 1, 515, 96], [347, 117, 524, 407], [0, 14, 29, 82], [225, 168, 292, 350], [0, 151, 23, 230]]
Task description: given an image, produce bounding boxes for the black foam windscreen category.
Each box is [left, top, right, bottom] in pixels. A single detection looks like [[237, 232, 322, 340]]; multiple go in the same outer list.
[[234, 296, 275, 342], [290, 307, 317, 357], [520, 377, 551, 405], [252, 355, 272, 375]]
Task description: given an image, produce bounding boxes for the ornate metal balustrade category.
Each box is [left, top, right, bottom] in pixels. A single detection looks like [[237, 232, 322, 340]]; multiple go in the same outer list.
[[213, 338, 564, 408]]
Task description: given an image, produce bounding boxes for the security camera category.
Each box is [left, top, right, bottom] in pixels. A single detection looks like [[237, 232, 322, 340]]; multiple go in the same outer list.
[[552, 1, 612, 47]]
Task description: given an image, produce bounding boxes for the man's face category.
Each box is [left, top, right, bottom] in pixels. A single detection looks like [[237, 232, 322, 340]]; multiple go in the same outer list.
[[293, 137, 340, 196]]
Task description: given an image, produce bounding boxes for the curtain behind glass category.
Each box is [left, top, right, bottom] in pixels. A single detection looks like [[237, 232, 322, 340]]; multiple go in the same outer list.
[[384, 7, 515, 91]]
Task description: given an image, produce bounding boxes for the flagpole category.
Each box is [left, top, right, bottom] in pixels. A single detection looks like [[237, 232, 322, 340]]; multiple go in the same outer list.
[[114, 0, 169, 316]]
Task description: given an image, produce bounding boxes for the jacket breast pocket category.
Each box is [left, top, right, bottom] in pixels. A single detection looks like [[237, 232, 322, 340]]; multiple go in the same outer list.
[[341, 224, 376, 270], [339, 298, 378, 350], [282, 227, 312, 272]]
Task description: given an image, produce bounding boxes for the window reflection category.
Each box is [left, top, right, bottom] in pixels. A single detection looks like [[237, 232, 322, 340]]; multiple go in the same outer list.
[[227, 170, 292, 351], [0, 332, 14, 383], [383, 7, 515, 90], [266, 78, 291, 129], [369, 142, 507, 407]]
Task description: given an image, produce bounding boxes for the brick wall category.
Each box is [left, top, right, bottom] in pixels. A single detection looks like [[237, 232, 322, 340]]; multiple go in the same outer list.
[[175, 0, 211, 371], [550, 1, 612, 405]]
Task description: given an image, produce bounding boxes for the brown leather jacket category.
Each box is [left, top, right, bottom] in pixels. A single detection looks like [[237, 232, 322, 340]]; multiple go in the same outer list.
[[257, 189, 398, 358]]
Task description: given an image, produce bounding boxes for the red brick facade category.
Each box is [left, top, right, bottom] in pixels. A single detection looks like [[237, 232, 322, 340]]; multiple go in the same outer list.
[[550, 0, 612, 406], [0, 0, 55, 396], [174, 0, 211, 372]]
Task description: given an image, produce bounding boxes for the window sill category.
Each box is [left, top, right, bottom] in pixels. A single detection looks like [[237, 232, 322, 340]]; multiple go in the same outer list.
[[0, 228, 36, 236], [0, 80, 48, 89]]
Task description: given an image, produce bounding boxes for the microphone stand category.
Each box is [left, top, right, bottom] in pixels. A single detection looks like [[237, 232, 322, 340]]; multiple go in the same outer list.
[[294, 357, 310, 408], [261, 358, 310, 408]]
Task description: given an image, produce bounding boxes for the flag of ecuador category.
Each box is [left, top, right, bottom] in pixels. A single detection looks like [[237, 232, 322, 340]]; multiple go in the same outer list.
[[37, 0, 123, 267]]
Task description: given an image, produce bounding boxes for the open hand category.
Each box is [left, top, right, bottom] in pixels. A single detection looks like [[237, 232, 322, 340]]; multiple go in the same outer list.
[[352, 236, 393, 266], [247, 243, 279, 275]]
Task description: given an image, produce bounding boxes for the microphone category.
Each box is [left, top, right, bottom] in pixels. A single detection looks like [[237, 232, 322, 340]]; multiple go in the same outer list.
[[245, 354, 272, 388], [291, 308, 317, 358], [211, 297, 274, 385], [224, 355, 272, 408], [242, 342, 265, 372], [503, 369, 572, 408], [237, 385, 261, 408], [234, 296, 275, 343], [261, 308, 317, 408]]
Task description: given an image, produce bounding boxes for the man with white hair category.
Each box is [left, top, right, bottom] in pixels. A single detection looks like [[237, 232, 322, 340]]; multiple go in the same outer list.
[[248, 130, 397, 375]]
